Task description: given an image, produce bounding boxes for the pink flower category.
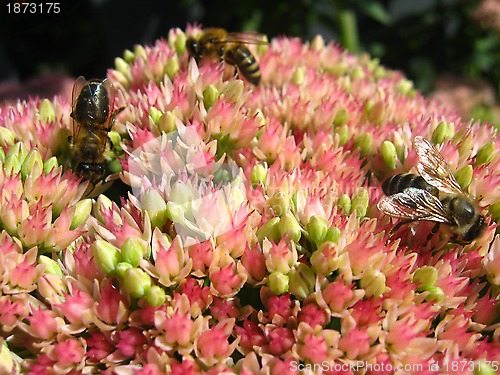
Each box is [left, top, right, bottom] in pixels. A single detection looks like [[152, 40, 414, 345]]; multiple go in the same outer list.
[[0, 295, 27, 327], [177, 277, 212, 313], [297, 302, 329, 328], [9, 247, 40, 290], [338, 327, 371, 359], [117, 327, 147, 357], [196, 319, 238, 366], [157, 311, 196, 347], [188, 239, 214, 276], [153, 232, 192, 287], [56, 288, 94, 325], [209, 297, 239, 321], [26, 308, 60, 339], [95, 280, 128, 325], [263, 292, 293, 321], [209, 262, 246, 297], [53, 338, 85, 368], [85, 331, 114, 362], [241, 243, 267, 281], [265, 326, 295, 356], [234, 318, 267, 352]]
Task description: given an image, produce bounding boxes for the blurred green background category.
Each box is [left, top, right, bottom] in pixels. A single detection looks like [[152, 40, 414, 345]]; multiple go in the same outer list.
[[2, 0, 500, 123]]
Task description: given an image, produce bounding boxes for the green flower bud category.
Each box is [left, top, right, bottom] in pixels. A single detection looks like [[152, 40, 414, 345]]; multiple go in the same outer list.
[[256, 217, 281, 244], [354, 133, 372, 157], [203, 84, 219, 109], [350, 66, 365, 80], [380, 140, 397, 170], [267, 271, 289, 295], [107, 130, 122, 150], [142, 189, 168, 228], [166, 202, 185, 224], [94, 194, 113, 224], [366, 100, 385, 124], [158, 111, 178, 134], [475, 142, 495, 166], [288, 263, 315, 300], [134, 44, 147, 61], [392, 132, 406, 163], [474, 361, 497, 375], [115, 262, 134, 280], [488, 201, 500, 223], [413, 266, 437, 291], [373, 66, 386, 80], [352, 189, 369, 218], [107, 158, 122, 174], [121, 237, 147, 267], [324, 227, 341, 243], [94, 240, 121, 274], [38, 255, 63, 276], [148, 106, 163, 125], [454, 165, 473, 189], [173, 31, 187, 56], [123, 267, 152, 298], [333, 108, 349, 127], [360, 269, 386, 298], [21, 148, 43, 180], [426, 285, 445, 303], [0, 149, 4, 163], [432, 121, 454, 144], [115, 57, 131, 77], [146, 285, 167, 307], [70, 199, 92, 229], [278, 211, 302, 243], [268, 191, 291, 217], [123, 49, 135, 63], [0, 128, 16, 148], [292, 66, 306, 85], [338, 193, 351, 215], [4, 142, 28, 176], [250, 163, 267, 188], [343, 76, 352, 93], [311, 35, 325, 51], [165, 56, 180, 81], [222, 80, 244, 103], [310, 242, 340, 275], [38, 98, 55, 122], [0, 340, 19, 375], [43, 156, 59, 175], [307, 215, 328, 243], [335, 124, 349, 146], [396, 78, 414, 96]]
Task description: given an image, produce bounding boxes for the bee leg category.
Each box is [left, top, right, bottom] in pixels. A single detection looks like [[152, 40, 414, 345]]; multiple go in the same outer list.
[[423, 223, 441, 246], [389, 219, 413, 236]]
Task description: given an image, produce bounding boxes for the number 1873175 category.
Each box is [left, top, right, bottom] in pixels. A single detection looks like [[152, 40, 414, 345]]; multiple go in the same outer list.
[[6, 2, 60, 14]]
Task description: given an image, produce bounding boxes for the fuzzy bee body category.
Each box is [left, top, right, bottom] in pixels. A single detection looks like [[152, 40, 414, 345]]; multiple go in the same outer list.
[[69, 76, 123, 182], [186, 28, 266, 86], [378, 137, 485, 244]]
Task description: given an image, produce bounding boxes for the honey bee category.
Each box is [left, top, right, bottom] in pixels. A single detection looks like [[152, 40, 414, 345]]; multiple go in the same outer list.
[[186, 27, 267, 86], [69, 76, 124, 182], [378, 136, 486, 244]]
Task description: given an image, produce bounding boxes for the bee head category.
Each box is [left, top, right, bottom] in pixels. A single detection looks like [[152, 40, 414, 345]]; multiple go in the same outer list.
[[186, 37, 201, 60]]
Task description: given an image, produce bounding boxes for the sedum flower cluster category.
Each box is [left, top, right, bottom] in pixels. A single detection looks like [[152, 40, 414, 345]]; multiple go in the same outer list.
[[0, 25, 499, 374]]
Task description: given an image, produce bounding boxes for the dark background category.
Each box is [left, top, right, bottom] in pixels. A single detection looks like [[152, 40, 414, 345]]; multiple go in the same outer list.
[[1, 0, 499, 98]]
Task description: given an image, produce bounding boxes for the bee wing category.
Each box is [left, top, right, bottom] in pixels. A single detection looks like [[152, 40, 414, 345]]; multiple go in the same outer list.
[[70, 76, 89, 141], [377, 187, 452, 224], [218, 31, 268, 45], [414, 136, 464, 195], [99, 78, 116, 129]]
